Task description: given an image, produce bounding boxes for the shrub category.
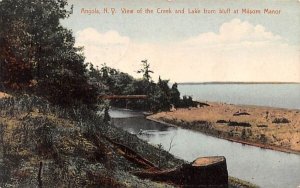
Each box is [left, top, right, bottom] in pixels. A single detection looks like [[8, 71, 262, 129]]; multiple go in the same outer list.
[[228, 121, 251, 127], [272, 118, 290, 124]]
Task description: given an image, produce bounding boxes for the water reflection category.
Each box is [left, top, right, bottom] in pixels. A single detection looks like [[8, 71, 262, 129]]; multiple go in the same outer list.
[[109, 108, 144, 118], [112, 117, 173, 133]]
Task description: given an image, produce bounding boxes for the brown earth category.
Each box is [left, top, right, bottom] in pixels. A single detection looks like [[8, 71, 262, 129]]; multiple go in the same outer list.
[[0, 91, 11, 99], [149, 102, 300, 154]]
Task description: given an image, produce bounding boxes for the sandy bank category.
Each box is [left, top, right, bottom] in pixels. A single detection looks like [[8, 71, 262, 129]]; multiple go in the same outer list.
[[149, 102, 300, 154]]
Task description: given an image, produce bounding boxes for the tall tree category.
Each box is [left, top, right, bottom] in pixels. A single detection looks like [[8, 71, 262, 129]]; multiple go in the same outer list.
[[137, 59, 154, 81], [170, 83, 181, 107], [0, 0, 98, 107]]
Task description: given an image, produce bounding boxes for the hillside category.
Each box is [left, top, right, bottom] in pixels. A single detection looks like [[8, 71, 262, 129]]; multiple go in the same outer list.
[[0, 94, 258, 187], [0, 94, 182, 187]]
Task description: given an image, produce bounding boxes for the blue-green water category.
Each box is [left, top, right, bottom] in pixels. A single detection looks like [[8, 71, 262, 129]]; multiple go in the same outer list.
[[111, 109, 300, 188], [178, 84, 300, 109]]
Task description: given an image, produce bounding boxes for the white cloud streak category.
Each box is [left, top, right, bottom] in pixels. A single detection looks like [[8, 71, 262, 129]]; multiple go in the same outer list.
[[75, 19, 300, 82]]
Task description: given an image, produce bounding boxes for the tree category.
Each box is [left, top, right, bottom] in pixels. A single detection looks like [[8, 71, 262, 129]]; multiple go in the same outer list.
[[170, 83, 181, 107], [88, 63, 102, 81], [137, 60, 154, 81], [0, 0, 98, 108], [111, 72, 134, 94], [103, 106, 111, 123], [0, 0, 37, 90], [125, 79, 151, 109], [155, 76, 171, 110], [181, 95, 194, 108]]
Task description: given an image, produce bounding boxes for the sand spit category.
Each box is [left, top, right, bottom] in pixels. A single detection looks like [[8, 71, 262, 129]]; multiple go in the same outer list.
[[149, 102, 300, 154]]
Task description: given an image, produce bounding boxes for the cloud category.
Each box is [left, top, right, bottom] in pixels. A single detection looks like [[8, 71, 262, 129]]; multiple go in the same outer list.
[[76, 28, 130, 67], [77, 28, 130, 45], [75, 19, 300, 82], [184, 18, 281, 47]]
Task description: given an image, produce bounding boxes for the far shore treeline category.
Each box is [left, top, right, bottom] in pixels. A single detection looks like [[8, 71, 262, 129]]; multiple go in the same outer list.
[[0, 0, 195, 112]]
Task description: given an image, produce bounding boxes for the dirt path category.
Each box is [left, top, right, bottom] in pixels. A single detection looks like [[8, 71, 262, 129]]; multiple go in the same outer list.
[[149, 102, 300, 154]]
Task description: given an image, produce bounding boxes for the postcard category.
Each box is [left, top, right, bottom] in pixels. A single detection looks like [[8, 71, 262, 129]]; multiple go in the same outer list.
[[0, 0, 299, 187]]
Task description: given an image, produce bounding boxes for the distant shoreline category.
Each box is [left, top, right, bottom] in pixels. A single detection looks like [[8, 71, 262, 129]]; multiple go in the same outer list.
[[178, 82, 300, 85]]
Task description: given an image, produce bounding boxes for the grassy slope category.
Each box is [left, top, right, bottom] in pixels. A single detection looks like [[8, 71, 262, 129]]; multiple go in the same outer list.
[[0, 95, 181, 187], [0, 94, 257, 187]]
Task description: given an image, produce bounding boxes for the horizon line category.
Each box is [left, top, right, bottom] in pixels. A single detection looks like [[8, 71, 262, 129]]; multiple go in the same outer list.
[[177, 81, 300, 85]]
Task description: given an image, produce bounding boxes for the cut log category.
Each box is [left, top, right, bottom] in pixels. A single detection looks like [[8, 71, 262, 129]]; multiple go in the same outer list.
[[134, 156, 228, 187]]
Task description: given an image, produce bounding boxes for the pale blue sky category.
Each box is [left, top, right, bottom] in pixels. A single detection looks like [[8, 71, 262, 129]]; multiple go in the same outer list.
[[61, 0, 300, 82], [63, 0, 300, 44]]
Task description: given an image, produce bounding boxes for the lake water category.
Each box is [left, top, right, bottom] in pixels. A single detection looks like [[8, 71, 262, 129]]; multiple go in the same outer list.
[[178, 84, 300, 109], [111, 109, 300, 188]]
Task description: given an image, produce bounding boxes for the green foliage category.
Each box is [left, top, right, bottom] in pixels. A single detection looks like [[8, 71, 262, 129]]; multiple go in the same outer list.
[[170, 83, 181, 107], [148, 77, 171, 111], [137, 59, 154, 81], [103, 106, 111, 123], [35, 122, 55, 151], [0, 0, 98, 108], [88, 61, 196, 112], [82, 57, 197, 111], [181, 96, 194, 108], [37, 70, 98, 108]]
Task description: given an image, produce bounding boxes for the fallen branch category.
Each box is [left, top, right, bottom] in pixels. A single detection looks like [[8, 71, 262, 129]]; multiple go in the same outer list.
[[102, 135, 158, 169]]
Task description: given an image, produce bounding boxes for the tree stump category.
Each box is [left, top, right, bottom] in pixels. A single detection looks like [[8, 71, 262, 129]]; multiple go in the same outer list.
[[134, 156, 228, 187]]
